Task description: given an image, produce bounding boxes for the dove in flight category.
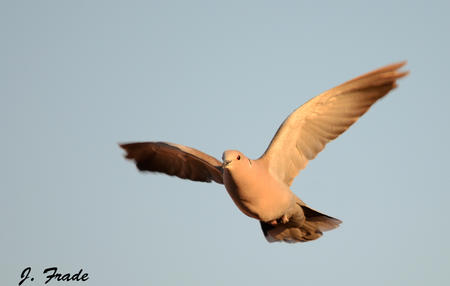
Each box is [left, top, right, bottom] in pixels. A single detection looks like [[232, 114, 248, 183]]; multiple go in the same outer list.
[[120, 62, 408, 243]]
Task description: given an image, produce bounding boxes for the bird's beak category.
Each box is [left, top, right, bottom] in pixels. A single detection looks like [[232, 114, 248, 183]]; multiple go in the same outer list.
[[222, 160, 232, 168]]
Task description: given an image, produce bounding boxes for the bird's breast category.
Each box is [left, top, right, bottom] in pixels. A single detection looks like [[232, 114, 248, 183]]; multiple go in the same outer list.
[[223, 167, 294, 222]]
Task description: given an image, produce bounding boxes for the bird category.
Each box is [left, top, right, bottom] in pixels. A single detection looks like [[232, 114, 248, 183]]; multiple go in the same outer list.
[[120, 62, 408, 243]]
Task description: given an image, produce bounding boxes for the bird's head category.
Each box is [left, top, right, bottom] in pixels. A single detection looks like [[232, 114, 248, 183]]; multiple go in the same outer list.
[[222, 150, 252, 170]]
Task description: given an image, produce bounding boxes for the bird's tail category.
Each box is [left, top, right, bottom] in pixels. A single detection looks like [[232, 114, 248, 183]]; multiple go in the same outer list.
[[260, 204, 342, 243]]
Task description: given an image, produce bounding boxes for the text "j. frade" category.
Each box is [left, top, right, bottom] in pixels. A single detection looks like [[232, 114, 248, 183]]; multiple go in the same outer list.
[[19, 267, 89, 285]]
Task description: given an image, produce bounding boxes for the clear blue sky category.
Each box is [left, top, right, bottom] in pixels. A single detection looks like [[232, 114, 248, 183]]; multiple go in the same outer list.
[[2, 1, 449, 285]]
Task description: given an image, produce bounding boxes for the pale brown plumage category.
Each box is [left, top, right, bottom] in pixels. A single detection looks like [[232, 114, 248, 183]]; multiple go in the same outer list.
[[120, 62, 408, 243], [261, 62, 409, 186]]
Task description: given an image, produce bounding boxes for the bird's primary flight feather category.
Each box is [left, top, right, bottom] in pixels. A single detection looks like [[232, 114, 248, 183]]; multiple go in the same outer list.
[[119, 142, 223, 184], [120, 62, 408, 243], [261, 62, 408, 186]]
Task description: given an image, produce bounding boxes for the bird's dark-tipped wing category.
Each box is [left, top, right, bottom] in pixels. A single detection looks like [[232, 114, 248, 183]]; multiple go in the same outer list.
[[259, 62, 408, 186], [120, 142, 223, 184]]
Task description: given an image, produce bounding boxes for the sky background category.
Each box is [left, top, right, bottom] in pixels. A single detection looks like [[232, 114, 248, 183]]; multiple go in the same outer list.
[[2, 0, 450, 285]]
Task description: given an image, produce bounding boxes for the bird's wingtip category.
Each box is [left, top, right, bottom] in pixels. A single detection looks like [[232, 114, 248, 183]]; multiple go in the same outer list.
[[118, 143, 133, 159], [395, 60, 407, 67]]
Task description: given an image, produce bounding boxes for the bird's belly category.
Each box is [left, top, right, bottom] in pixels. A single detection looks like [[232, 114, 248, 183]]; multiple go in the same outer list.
[[223, 169, 294, 222]]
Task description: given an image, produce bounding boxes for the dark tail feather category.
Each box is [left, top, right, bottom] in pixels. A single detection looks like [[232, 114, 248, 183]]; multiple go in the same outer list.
[[260, 205, 342, 243], [300, 205, 342, 232]]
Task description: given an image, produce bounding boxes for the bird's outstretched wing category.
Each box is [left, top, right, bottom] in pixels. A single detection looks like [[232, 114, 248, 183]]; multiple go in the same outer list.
[[120, 142, 224, 184], [259, 62, 408, 186]]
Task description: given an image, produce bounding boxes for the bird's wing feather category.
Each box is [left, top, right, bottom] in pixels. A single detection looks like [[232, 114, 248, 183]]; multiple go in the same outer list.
[[120, 142, 223, 184], [259, 62, 408, 186]]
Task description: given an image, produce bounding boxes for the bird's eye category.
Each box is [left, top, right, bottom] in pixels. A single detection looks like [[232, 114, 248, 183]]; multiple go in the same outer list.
[[237, 155, 241, 160]]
